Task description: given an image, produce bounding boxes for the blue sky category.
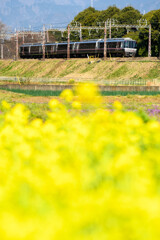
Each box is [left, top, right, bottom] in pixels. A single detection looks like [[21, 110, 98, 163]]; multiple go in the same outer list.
[[0, 0, 159, 29]]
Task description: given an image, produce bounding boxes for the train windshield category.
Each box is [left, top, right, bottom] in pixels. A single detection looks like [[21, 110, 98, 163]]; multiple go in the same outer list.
[[124, 41, 137, 48]]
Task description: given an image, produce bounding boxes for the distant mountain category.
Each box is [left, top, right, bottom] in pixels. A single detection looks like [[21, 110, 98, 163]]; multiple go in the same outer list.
[[0, 0, 159, 30]]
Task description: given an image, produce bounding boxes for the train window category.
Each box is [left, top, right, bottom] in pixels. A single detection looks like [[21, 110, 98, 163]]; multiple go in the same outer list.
[[39, 46, 42, 53], [124, 41, 137, 48], [70, 44, 74, 50], [79, 43, 96, 49], [100, 42, 109, 49], [108, 42, 117, 48], [58, 44, 67, 51], [133, 42, 137, 48], [100, 42, 104, 49], [124, 41, 129, 48], [24, 47, 29, 53], [121, 42, 124, 48], [72, 43, 76, 50], [46, 45, 52, 52], [31, 46, 39, 53], [129, 41, 134, 48], [52, 45, 56, 52], [116, 42, 121, 48]]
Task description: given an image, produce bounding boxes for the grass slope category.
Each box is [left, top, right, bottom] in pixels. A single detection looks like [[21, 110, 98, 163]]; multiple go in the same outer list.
[[0, 59, 159, 81]]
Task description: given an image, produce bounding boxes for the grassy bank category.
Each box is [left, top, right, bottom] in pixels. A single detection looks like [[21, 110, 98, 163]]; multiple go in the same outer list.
[[0, 59, 159, 81]]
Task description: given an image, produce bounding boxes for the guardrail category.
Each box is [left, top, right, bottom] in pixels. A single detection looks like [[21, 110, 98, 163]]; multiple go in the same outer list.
[[0, 76, 160, 86]]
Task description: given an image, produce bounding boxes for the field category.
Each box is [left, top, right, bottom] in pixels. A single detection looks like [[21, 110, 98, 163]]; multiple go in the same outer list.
[[1, 60, 160, 239], [1, 89, 160, 121]]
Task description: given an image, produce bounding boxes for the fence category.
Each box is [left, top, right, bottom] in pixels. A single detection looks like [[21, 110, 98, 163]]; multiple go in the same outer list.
[[0, 83, 160, 92], [0, 76, 159, 86]]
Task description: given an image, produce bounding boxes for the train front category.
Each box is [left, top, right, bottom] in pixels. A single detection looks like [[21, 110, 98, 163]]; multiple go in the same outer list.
[[123, 39, 137, 57]]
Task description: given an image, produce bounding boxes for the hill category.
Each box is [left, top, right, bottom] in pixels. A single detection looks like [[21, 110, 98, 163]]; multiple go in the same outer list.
[[0, 0, 159, 29]]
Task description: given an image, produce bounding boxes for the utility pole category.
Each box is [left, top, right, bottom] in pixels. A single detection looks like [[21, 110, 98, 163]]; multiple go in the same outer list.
[[43, 24, 46, 61], [47, 29, 49, 43], [148, 24, 151, 58], [22, 31, 25, 45], [67, 24, 70, 60], [22, 30, 25, 55], [104, 22, 107, 60], [1, 35, 4, 59], [1, 42, 4, 59], [16, 31, 19, 60], [109, 19, 112, 39], [80, 23, 82, 42]]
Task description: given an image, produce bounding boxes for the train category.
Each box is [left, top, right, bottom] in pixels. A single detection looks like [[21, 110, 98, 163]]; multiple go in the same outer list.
[[19, 38, 137, 59]]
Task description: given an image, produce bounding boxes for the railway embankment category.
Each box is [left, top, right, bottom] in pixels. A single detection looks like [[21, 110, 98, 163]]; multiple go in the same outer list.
[[0, 58, 159, 81]]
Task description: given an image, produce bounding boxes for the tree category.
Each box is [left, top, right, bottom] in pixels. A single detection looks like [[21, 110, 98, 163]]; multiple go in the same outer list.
[[96, 6, 120, 22], [150, 10, 160, 57], [73, 7, 98, 25], [115, 6, 142, 24]]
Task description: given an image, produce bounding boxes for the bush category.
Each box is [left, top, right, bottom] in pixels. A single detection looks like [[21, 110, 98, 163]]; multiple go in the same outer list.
[[0, 84, 160, 239], [68, 78, 75, 84]]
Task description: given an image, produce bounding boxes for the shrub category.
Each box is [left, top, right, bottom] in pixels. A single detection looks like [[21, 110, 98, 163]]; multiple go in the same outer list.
[[68, 78, 75, 84]]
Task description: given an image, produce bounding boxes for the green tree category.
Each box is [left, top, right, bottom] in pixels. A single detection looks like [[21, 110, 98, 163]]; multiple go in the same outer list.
[[150, 10, 160, 57], [96, 6, 120, 22], [115, 6, 142, 24]]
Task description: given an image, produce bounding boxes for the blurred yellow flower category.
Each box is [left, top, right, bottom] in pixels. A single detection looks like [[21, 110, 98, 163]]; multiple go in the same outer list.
[[60, 89, 74, 102], [0, 85, 159, 240], [72, 101, 81, 110]]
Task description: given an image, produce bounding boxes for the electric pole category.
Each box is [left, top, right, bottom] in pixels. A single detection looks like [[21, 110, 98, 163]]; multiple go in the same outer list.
[[67, 25, 70, 60], [43, 24, 46, 61], [16, 31, 19, 60], [1, 35, 4, 59], [148, 24, 151, 57], [47, 30, 49, 43], [104, 22, 107, 60], [109, 19, 112, 39], [1, 42, 4, 59], [80, 23, 82, 42]]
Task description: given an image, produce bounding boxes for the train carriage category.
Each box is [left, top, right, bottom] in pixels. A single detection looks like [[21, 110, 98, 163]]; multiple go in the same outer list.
[[19, 38, 137, 59]]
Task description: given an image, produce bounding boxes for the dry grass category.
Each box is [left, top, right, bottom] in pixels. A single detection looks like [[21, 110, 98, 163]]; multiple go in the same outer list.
[[0, 59, 159, 81]]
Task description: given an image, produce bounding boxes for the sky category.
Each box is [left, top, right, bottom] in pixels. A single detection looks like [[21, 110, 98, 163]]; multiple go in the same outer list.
[[0, 0, 159, 30]]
